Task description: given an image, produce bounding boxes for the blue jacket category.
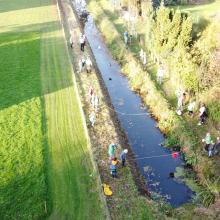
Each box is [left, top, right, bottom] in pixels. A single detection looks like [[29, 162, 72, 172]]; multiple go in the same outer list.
[[120, 151, 126, 160], [110, 164, 117, 171]]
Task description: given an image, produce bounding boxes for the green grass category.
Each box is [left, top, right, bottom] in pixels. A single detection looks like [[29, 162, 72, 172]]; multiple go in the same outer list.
[[0, 0, 105, 219], [174, 1, 220, 19]]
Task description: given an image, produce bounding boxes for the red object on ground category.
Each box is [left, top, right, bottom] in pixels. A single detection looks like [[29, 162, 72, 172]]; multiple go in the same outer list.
[[172, 152, 178, 159]]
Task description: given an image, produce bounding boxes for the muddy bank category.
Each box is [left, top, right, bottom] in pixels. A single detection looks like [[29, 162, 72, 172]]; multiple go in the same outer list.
[[57, 0, 159, 219]]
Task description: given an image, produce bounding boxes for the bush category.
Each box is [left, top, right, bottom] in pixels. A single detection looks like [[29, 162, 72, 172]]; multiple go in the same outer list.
[[208, 102, 220, 124]]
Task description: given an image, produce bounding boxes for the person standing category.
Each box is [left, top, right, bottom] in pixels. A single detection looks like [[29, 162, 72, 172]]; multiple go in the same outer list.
[[79, 33, 86, 51], [110, 159, 118, 178], [143, 52, 147, 69], [187, 101, 196, 117], [91, 93, 96, 108], [157, 65, 165, 84], [198, 103, 207, 125], [89, 111, 96, 127], [78, 57, 86, 72], [202, 132, 212, 152], [177, 92, 186, 115], [139, 49, 144, 63], [108, 143, 117, 160], [120, 149, 128, 167], [94, 95, 99, 112], [86, 56, 92, 73], [70, 35, 73, 48], [123, 31, 129, 46]]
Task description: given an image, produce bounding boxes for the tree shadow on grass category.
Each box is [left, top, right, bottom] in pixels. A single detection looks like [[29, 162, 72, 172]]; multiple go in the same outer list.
[[0, 21, 73, 111], [0, 0, 53, 13]]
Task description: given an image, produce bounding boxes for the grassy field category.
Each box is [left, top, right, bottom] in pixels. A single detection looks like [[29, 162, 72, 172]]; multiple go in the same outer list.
[[174, 1, 220, 19], [0, 0, 105, 219]]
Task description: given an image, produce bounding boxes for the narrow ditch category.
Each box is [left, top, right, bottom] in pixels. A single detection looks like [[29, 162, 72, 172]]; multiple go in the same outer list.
[[71, 0, 194, 207]]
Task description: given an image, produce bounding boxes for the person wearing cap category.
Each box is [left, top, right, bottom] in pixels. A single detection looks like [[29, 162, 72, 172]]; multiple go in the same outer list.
[[110, 158, 118, 178], [120, 149, 128, 167], [108, 143, 117, 160]]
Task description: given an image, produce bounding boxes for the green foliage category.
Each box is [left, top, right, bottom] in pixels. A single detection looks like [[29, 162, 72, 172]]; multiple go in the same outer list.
[[164, 134, 179, 147], [197, 189, 215, 207], [208, 102, 220, 124], [148, 5, 200, 92], [184, 153, 198, 166]]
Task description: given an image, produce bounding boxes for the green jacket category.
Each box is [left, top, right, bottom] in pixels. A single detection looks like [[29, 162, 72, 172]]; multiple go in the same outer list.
[[205, 135, 212, 144], [108, 144, 116, 157]]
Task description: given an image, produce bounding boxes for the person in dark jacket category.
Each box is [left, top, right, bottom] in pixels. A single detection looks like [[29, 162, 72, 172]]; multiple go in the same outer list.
[[120, 149, 128, 167]]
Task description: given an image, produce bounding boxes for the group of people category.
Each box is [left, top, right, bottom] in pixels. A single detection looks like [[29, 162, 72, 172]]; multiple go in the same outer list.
[[176, 90, 208, 125], [70, 33, 86, 51], [78, 56, 93, 73], [88, 87, 99, 127], [70, 32, 93, 73], [108, 143, 128, 178], [202, 133, 220, 157], [88, 89, 129, 179]]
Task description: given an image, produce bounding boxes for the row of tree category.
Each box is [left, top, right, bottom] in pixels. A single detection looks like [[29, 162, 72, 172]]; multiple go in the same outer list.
[[139, 1, 220, 122]]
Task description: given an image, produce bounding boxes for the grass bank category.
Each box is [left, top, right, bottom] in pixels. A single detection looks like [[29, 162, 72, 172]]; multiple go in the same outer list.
[[0, 0, 106, 218], [87, 0, 220, 218]]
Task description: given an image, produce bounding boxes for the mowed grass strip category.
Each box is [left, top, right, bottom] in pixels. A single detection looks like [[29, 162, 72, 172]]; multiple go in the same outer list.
[[0, 31, 46, 219], [0, 0, 105, 219], [41, 23, 105, 219]]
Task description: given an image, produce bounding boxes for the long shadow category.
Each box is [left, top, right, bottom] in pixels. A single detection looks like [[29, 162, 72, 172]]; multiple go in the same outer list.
[[0, 0, 53, 13], [0, 166, 47, 219], [0, 21, 72, 111]]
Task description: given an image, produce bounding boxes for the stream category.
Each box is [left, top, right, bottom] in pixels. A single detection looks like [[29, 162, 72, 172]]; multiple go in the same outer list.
[[72, 1, 193, 207]]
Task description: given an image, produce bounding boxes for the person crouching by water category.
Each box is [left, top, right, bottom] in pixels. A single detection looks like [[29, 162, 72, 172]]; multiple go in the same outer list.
[[110, 158, 118, 178], [120, 149, 128, 167]]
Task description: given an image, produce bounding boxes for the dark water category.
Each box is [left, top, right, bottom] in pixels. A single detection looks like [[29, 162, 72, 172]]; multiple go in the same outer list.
[[72, 1, 193, 207]]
